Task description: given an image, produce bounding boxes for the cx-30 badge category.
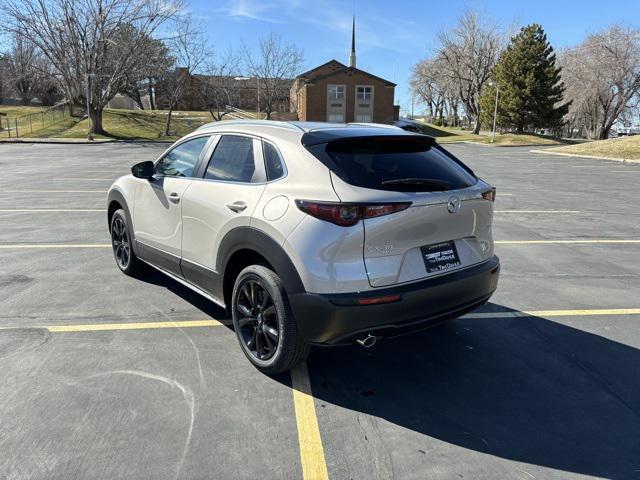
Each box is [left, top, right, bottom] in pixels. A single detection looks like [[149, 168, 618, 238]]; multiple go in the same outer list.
[[447, 196, 461, 214]]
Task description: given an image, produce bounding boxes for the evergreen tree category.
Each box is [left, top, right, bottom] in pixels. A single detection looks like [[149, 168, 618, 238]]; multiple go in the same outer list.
[[480, 24, 570, 133]]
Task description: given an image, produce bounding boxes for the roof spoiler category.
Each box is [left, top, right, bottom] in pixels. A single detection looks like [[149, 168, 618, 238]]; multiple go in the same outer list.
[[302, 131, 436, 147]]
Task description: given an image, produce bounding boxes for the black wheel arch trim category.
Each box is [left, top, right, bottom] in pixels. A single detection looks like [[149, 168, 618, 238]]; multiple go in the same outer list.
[[107, 189, 140, 257], [217, 227, 306, 297]]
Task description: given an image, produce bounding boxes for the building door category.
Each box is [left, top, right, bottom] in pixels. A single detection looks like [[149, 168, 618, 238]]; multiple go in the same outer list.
[[354, 85, 374, 123], [326, 84, 346, 122]]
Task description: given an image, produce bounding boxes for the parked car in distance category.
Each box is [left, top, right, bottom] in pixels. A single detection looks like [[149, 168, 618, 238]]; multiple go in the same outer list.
[[616, 125, 640, 136], [107, 121, 500, 373]]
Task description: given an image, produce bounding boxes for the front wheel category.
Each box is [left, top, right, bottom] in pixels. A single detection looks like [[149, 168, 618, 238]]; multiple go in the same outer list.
[[232, 265, 310, 374], [110, 209, 143, 276]]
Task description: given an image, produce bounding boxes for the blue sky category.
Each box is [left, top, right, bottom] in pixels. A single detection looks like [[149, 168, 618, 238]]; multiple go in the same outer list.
[[191, 0, 640, 111]]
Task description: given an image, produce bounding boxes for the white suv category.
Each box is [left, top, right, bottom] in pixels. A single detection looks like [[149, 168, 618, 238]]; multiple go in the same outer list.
[[107, 121, 500, 373]]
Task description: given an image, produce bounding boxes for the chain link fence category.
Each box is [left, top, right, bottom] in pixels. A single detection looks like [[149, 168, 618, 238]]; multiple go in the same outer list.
[[0, 103, 71, 139]]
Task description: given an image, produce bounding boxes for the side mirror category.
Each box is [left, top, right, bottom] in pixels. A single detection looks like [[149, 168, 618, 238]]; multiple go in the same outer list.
[[131, 161, 154, 180]]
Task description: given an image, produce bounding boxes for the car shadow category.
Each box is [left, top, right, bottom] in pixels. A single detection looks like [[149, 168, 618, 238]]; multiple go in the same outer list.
[[132, 270, 640, 477], [136, 267, 230, 321], [301, 306, 640, 479]]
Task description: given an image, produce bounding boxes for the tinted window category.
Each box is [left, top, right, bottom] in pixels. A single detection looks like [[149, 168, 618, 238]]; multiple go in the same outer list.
[[263, 142, 285, 181], [205, 135, 265, 183], [316, 136, 476, 192], [156, 136, 209, 177]]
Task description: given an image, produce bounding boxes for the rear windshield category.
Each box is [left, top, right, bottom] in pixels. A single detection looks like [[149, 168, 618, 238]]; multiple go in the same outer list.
[[308, 136, 476, 192]]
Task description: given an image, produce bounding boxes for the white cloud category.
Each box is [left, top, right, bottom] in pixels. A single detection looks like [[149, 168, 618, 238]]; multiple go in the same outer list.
[[212, 0, 425, 53]]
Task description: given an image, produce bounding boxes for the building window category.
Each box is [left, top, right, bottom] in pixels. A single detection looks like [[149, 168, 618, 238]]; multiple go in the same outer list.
[[355, 114, 372, 123], [356, 86, 373, 101], [328, 114, 345, 123], [328, 85, 345, 100]]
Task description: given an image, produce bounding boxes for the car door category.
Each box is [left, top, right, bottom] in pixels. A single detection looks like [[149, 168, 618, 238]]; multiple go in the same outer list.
[[133, 135, 211, 276], [180, 134, 267, 295]]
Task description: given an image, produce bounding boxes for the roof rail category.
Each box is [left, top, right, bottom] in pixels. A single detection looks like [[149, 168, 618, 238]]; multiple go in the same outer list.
[[196, 119, 302, 132]]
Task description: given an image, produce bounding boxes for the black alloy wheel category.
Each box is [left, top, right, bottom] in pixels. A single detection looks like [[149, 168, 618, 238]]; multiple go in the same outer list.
[[111, 216, 131, 269], [236, 279, 280, 361]]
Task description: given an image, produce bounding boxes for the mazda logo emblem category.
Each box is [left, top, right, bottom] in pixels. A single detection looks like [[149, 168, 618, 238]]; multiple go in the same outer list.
[[447, 196, 461, 214]]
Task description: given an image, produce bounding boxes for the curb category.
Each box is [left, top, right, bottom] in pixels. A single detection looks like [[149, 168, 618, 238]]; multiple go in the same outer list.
[[530, 149, 640, 164]]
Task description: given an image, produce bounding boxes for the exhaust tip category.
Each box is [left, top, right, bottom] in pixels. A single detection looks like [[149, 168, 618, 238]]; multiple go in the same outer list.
[[356, 334, 377, 348]]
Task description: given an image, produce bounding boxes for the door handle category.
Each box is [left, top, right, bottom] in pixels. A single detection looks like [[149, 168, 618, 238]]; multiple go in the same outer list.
[[168, 192, 180, 203], [226, 201, 248, 213]]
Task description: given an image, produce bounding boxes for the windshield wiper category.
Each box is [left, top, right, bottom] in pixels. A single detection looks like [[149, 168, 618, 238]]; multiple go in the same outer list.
[[381, 178, 452, 190]]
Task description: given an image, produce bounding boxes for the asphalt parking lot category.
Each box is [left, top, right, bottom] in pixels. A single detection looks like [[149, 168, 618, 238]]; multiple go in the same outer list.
[[1, 141, 639, 480]]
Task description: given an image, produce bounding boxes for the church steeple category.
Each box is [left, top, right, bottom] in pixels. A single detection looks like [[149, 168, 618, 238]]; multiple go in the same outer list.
[[349, 16, 356, 68]]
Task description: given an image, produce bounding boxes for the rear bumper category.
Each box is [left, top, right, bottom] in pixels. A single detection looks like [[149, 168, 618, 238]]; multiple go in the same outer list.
[[289, 255, 500, 345]]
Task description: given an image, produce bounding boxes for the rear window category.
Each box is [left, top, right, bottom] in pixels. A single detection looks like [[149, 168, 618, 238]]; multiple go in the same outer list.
[[308, 136, 476, 192]]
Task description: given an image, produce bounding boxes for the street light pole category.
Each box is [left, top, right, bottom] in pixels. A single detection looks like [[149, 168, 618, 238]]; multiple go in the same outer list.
[[491, 82, 499, 143], [256, 77, 260, 117], [86, 72, 93, 141]]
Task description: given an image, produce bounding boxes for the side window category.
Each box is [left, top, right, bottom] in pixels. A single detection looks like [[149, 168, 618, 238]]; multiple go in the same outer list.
[[262, 141, 286, 181], [156, 136, 209, 178], [204, 135, 265, 183]]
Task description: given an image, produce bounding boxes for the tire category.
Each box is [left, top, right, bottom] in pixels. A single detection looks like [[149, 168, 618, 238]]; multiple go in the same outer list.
[[231, 265, 310, 374], [110, 209, 143, 276]]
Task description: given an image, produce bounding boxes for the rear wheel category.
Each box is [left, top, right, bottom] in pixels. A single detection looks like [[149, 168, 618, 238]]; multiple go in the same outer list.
[[110, 209, 143, 276], [232, 265, 310, 374]]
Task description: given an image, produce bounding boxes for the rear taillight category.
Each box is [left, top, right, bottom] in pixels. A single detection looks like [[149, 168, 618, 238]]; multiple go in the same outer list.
[[482, 187, 496, 202], [295, 200, 411, 226]]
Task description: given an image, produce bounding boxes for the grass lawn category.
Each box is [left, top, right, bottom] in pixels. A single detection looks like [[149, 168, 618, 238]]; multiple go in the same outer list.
[[0, 105, 47, 117], [413, 120, 569, 146], [545, 135, 640, 160], [59, 109, 212, 140]]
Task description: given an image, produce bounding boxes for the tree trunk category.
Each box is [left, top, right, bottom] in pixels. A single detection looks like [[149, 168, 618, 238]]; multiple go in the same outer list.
[[88, 105, 105, 138], [164, 107, 173, 136], [133, 89, 144, 110], [148, 79, 156, 110], [472, 117, 481, 134]]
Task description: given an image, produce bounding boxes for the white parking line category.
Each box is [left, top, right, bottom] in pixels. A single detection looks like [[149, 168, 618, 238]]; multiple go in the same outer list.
[[496, 240, 640, 245], [464, 308, 640, 318], [2, 190, 107, 193], [0, 209, 105, 213], [0, 244, 110, 249], [495, 210, 580, 214]]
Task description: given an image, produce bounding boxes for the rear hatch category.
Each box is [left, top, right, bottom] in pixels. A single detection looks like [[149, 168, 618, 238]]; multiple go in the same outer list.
[[307, 133, 495, 287]]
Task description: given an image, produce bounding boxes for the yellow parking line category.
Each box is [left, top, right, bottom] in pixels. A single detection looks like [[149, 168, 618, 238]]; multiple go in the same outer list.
[[46, 319, 225, 332], [0, 244, 111, 249], [496, 240, 640, 245], [464, 308, 640, 319], [495, 210, 580, 214], [0, 209, 104, 213], [291, 362, 329, 480]]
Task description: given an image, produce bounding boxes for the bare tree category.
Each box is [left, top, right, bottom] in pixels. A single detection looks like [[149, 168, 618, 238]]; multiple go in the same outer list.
[[561, 25, 640, 139], [199, 48, 241, 121], [410, 55, 463, 126], [159, 15, 208, 136], [437, 10, 502, 134], [411, 59, 444, 120], [245, 32, 303, 120], [5, 31, 44, 105], [119, 32, 173, 110], [1, 0, 180, 139]]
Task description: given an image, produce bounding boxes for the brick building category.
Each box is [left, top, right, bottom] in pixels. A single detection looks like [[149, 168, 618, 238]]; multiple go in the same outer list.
[[154, 69, 290, 113], [290, 18, 398, 124]]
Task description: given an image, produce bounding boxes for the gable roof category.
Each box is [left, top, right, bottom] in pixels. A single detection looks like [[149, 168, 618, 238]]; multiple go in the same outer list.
[[296, 59, 396, 87], [297, 60, 348, 80]]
